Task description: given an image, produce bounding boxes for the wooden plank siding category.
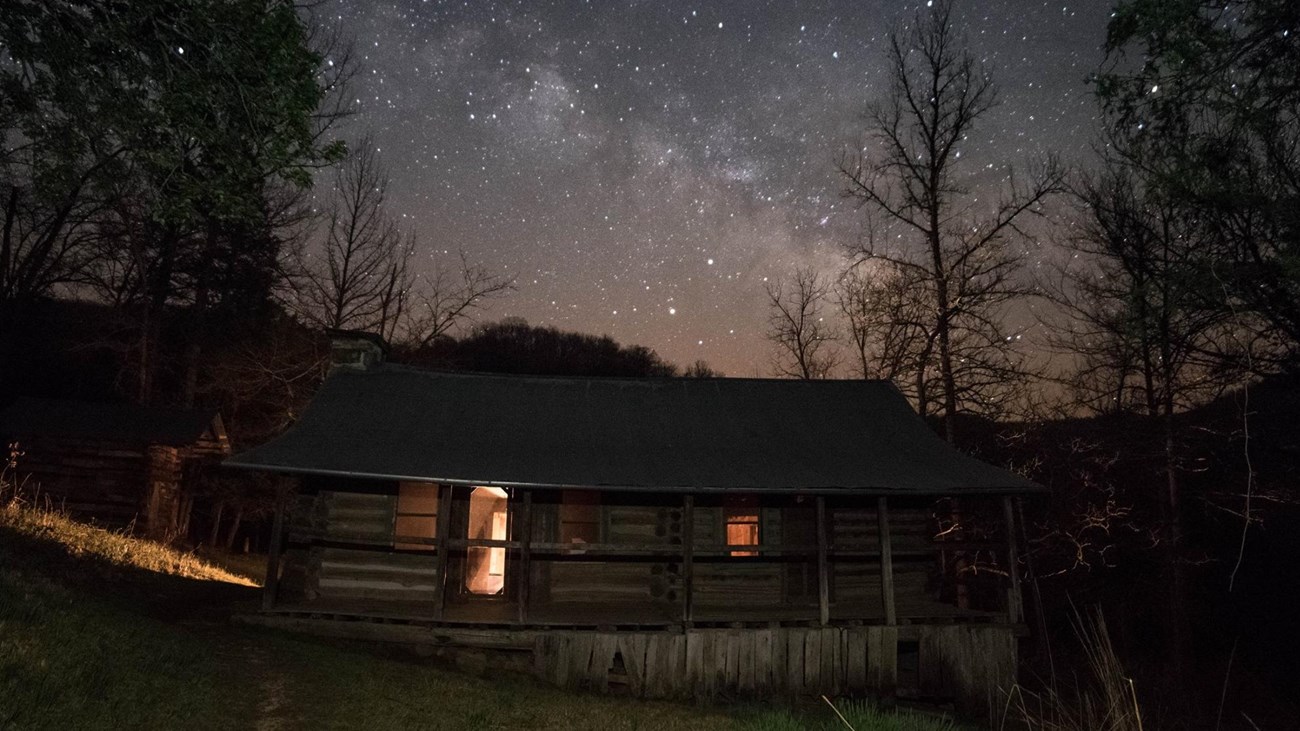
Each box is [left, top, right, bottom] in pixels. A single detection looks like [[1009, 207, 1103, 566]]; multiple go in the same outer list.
[[524, 624, 1015, 710], [244, 607, 1017, 713]]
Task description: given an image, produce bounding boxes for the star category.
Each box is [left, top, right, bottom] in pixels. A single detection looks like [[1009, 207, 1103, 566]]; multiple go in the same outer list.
[[329, 0, 1106, 375]]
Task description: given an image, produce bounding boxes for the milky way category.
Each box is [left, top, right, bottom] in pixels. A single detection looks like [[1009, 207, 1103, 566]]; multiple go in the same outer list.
[[321, 0, 1110, 376]]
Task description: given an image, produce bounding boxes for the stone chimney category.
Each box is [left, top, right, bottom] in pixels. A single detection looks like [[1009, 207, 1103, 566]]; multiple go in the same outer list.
[[326, 329, 388, 371]]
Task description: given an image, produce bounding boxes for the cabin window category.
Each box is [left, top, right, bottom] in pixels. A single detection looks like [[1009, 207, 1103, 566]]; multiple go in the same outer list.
[[466, 486, 509, 595], [559, 490, 600, 544], [394, 482, 439, 551], [725, 498, 760, 556]]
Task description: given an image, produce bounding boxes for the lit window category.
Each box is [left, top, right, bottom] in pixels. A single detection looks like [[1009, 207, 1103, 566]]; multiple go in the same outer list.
[[394, 482, 438, 551], [725, 499, 760, 556], [559, 490, 600, 544], [467, 486, 509, 595]]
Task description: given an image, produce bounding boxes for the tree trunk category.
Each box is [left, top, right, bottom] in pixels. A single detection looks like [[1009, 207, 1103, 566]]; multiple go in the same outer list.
[[208, 501, 224, 548], [937, 308, 958, 444], [1157, 224, 1188, 679], [929, 228, 958, 444], [136, 226, 179, 406], [177, 494, 193, 540], [1162, 342, 1188, 678], [0, 187, 19, 300], [224, 506, 244, 551]]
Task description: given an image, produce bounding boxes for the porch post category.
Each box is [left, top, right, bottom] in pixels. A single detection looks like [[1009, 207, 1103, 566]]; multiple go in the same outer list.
[[877, 497, 897, 625], [816, 496, 830, 626], [432, 484, 454, 620], [261, 500, 285, 611], [1003, 496, 1024, 624], [682, 494, 695, 626], [517, 489, 533, 624]]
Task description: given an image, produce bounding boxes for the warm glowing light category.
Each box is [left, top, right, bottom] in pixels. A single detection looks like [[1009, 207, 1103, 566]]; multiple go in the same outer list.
[[466, 486, 509, 594], [489, 510, 507, 576], [726, 511, 760, 557], [394, 482, 439, 551]]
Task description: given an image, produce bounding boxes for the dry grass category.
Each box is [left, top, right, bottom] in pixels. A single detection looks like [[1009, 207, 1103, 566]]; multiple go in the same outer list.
[[0, 496, 255, 586], [999, 608, 1144, 731]]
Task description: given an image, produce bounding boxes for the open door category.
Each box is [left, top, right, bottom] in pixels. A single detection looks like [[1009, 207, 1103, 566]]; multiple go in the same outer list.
[[465, 486, 509, 595]]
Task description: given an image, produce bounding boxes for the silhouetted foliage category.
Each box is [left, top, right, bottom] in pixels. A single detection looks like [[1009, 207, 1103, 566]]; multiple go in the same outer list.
[[1095, 0, 1300, 367], [400, 318, 678, 378], [764, 267, 838, 380], [837, 0, 1065, 440]]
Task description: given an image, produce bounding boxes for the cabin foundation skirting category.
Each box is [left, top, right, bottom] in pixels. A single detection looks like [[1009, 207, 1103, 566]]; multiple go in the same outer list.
[[238, 612, 1017, 715]]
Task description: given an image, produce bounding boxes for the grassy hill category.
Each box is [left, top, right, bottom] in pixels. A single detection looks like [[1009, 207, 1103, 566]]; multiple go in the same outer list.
[[0, 496, 960, 731]]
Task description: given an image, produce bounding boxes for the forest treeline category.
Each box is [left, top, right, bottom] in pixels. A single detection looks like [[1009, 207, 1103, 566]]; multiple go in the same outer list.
[[2, 0, 1299, 725], [759, 2, 1299, 724]]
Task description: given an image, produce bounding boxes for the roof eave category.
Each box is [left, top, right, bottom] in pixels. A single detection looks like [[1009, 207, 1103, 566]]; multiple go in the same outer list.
[[222, 459, 1048, 496]]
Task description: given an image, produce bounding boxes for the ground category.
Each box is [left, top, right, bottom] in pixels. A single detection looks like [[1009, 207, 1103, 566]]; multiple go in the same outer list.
[[0, 500, 961, 731]]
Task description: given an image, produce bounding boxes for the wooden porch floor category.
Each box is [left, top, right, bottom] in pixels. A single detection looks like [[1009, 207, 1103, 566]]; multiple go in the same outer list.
[[266, 597, 1003, 628]]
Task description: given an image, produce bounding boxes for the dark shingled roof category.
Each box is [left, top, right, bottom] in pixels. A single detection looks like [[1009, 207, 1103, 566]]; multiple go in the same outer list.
[[226, 366, 1040, 495], [0, 397, 225, 448]]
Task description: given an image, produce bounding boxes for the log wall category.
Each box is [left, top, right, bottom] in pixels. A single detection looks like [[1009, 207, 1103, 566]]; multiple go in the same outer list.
[[284, 489, 444, 606], [7, 436, 190, 538]]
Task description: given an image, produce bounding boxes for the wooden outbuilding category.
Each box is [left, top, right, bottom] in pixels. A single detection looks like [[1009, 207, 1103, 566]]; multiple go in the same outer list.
[[0, 397, 230, 539], [228, 336, 1041, 713]]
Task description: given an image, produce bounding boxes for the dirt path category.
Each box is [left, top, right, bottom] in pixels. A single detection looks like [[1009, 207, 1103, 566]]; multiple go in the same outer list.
[[189, 619, 296, 731], [243, 637, 291, 731], [169, 576, 296, 731]]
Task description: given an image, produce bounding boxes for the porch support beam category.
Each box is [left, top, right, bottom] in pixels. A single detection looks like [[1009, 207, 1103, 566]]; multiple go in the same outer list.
[[877, 497, 897, 626], [682, 494, 694, 626], [432, 483, 453, 620], [1003, 496, 1024, 624], [816, 496, 829, 626], [261, 500, 286, 611], [517, 489, 533, 624]]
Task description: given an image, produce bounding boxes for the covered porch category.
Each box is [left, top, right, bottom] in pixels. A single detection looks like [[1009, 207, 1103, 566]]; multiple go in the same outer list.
[[260, 484, 1025, 632]]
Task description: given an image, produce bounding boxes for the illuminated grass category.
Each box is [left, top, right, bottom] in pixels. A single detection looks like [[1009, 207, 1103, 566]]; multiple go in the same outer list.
[[0, 498, 255, 586]]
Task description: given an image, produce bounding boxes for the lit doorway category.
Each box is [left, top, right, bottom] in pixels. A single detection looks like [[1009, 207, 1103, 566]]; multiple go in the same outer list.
[[465, 486, 509, 595]]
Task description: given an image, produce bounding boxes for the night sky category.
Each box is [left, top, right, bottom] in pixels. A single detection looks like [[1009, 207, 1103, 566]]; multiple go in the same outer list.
[[324, 0, 1111, 376]]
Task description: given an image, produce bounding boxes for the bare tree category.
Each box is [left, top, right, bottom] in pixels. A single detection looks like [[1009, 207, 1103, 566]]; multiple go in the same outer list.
[[835, 261, 933, 397], [682, 359, 722, 378], [402, 252, 516, 347], [765, 267, 839, 379], [837, 0, 1064, 441], [0, 127, 121, 303], [1044, 168, 1239, 418], [289, 137, 513, 345], [292, 137, 415, 341], [1044, 164, 1252, 674]]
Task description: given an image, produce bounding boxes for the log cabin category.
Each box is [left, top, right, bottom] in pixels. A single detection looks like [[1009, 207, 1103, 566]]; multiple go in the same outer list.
[[0, 397, 230, 539], [227, 334, 1042, 713]]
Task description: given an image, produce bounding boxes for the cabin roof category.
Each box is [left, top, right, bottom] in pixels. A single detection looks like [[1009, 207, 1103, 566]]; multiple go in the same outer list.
[[225, 366, 1040, 495], [0, 397, 229, 450]]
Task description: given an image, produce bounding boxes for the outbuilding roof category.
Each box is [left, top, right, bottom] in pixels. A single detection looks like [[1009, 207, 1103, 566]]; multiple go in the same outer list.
[[225, 366, 1040, 495], [0, 397, 228, 450]]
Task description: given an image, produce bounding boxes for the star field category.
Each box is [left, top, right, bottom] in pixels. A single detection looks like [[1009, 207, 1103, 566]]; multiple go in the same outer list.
[[323, 0, 1109, 375]]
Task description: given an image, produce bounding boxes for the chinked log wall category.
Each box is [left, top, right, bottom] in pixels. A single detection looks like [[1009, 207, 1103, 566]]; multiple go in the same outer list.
[[273, 489, 1025, 650], [8, 437, 185, 538], [282, 490, 966, 614]]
